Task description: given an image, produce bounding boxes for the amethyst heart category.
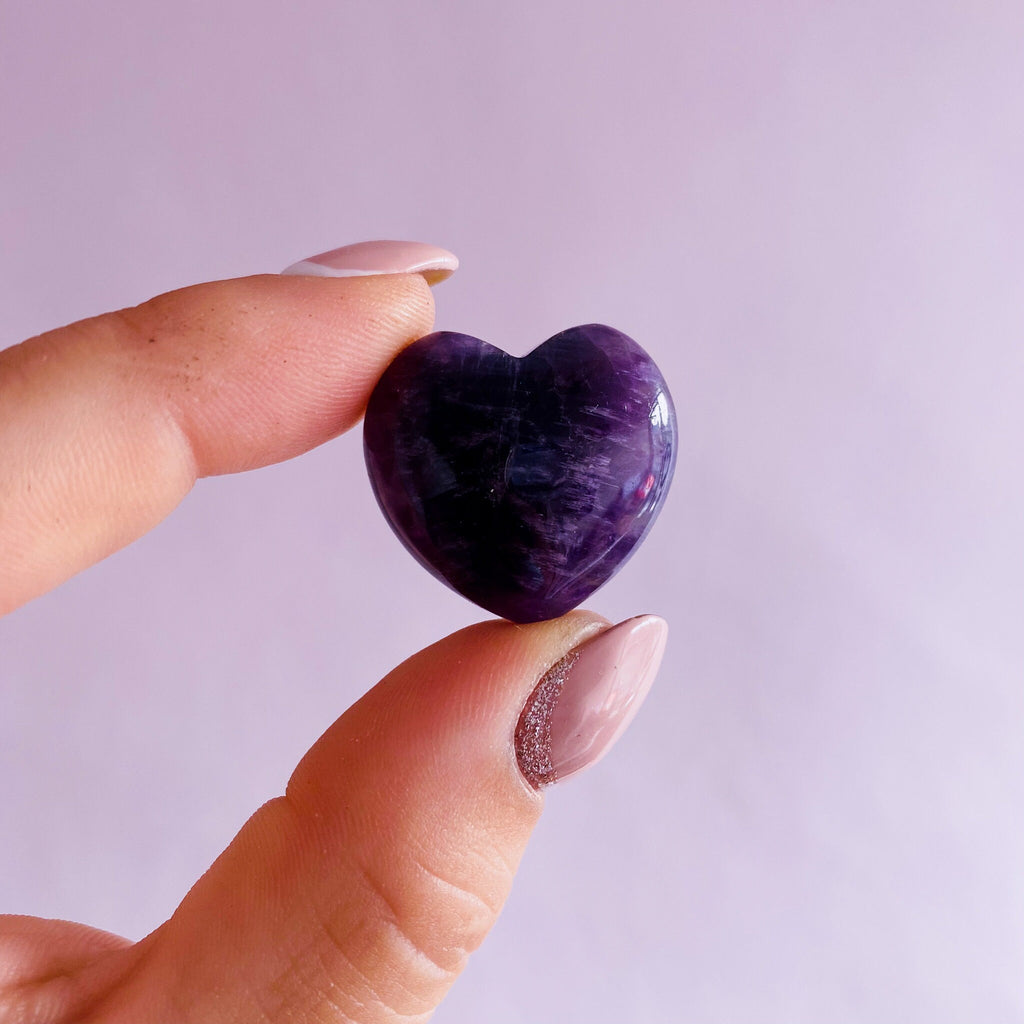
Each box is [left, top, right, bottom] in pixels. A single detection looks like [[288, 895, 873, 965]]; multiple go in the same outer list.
[[363, 324, 677, 623]]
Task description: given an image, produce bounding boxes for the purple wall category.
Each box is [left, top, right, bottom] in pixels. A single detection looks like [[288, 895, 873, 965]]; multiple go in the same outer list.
[[2, 2, 1022, 1020]]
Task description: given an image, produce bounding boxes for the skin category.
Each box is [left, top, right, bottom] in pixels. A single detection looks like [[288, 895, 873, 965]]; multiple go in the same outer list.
[[0, 274, 609, 1024]]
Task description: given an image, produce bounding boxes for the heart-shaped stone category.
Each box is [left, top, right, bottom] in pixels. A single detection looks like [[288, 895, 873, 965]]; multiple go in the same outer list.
[[363, 324, 677, 622]]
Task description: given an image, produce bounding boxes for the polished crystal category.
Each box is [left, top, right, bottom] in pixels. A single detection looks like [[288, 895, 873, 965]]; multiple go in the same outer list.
[[363, 325, 677, 622]]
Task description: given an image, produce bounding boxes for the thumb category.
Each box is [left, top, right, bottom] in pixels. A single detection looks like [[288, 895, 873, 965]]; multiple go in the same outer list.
[[105, 611, 667, 1023]]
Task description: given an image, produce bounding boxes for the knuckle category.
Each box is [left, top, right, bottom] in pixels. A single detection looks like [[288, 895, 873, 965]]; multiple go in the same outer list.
[[303, 844, 505, 1022]]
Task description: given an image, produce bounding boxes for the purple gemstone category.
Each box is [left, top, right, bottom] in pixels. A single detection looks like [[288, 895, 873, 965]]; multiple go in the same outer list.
[[363, 324, 677, 623]]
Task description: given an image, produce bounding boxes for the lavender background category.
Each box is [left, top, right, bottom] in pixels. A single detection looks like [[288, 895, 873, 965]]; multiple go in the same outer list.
[[2, 2, 1022, 1021]]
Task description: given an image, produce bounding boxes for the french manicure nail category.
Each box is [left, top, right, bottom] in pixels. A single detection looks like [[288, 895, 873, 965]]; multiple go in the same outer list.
[[515, 615, 668, 788], [281, 240, 459, 285]]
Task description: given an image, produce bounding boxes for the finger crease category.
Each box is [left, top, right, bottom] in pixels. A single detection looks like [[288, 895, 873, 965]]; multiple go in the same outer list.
[[409, 856, 498, 921]]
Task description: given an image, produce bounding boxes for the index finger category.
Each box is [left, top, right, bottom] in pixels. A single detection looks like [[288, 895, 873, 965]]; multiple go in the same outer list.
[[0, 269, 436, 616]]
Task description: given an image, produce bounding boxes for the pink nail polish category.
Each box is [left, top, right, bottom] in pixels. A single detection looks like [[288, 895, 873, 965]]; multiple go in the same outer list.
[[281, 240, 459, 284], [515, 615, 668, 788]]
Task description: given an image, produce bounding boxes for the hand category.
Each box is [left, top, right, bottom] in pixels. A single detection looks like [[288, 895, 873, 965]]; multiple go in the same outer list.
[[0, 245, 665, 1023]]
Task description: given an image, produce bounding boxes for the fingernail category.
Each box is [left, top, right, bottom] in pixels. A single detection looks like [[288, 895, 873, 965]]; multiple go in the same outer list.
[[515, 615, 668, 788], [281, 240, 459, 285]]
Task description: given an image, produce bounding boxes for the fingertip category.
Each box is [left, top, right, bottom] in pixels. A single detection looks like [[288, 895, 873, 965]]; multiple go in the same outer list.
[[121, 271, 437, 474], [0, 270, 437, 613]]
